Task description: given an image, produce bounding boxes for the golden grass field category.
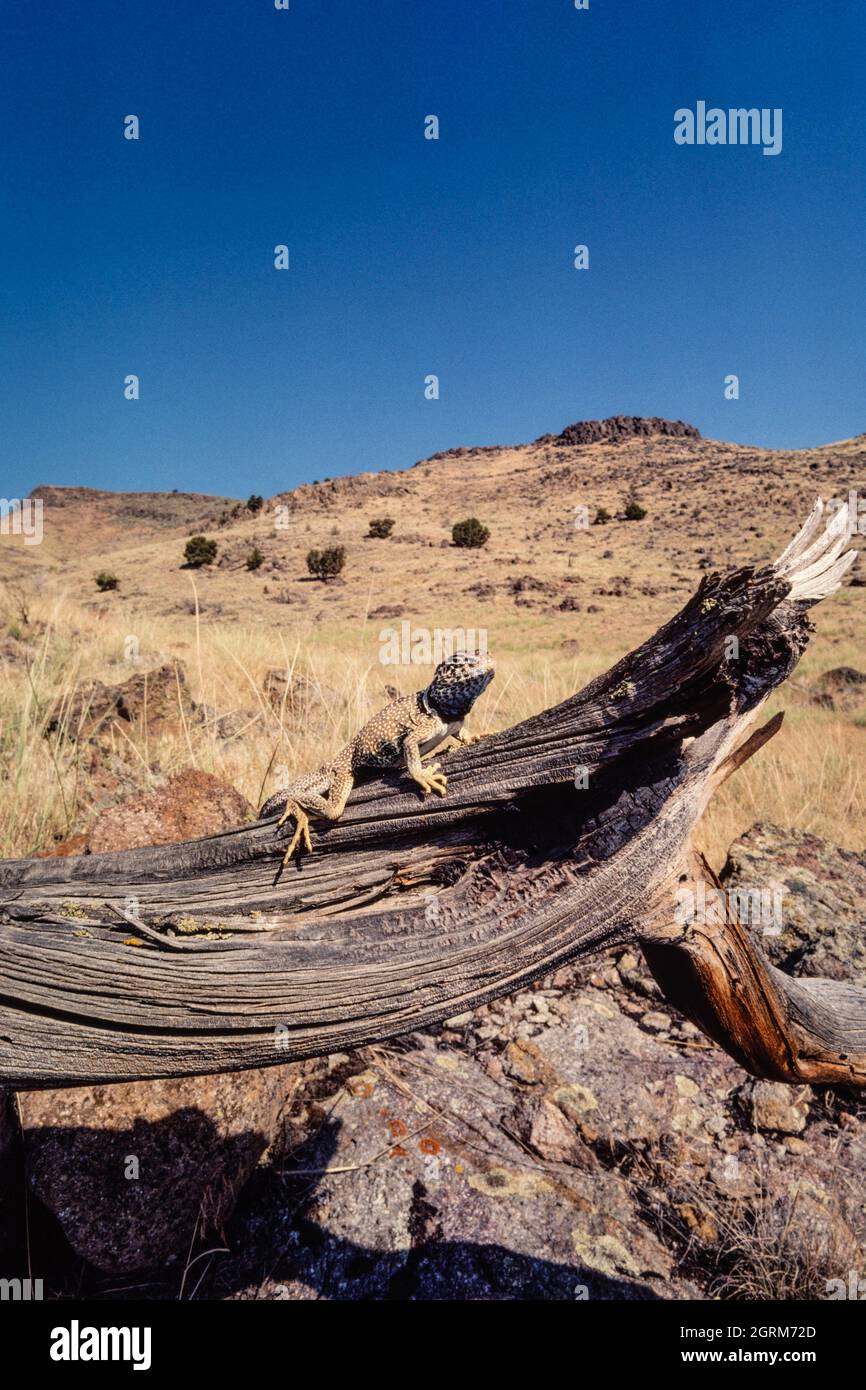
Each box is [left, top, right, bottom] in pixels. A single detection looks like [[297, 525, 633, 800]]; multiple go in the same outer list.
[[2, 422, 865, 867]]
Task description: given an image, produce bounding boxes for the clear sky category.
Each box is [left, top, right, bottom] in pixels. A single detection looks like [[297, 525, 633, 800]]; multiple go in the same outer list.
[[2, 0, 864, 501]]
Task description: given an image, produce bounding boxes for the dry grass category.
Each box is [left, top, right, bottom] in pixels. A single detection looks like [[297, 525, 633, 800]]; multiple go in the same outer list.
[[637, 1145, 865, 1302], [706, 1178, 864, 1301], [1, 580, 864, 863]]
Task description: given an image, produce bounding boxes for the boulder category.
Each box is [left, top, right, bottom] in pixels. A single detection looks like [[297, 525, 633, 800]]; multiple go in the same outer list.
[[721, 822, 866, 984], [746, 1080, 810, 1135], [262, 668, 335, 716], [46, 661, 194, 743], [807, 666, 866, 711], [34, 769, 253, 856], [86, 769, 252, 853], [19, 1066, 306, 1274]]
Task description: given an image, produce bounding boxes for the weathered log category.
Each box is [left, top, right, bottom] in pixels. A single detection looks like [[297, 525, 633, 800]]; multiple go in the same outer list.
[[1, 502, 862, 1090]]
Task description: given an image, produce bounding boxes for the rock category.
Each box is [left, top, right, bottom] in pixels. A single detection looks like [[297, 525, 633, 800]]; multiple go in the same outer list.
[[783, 1136, 809, 1155], [19, 1066, 307, 1273], [721, 822, 866, 984], [541, 416, 701, 448], [217, 1033, 694, 1300], [444, 1012, 473, 1028], [676, 1203, 718, 1244], [85, 769, 252, 853], [262, 668, 334, 716], [508, 1094, 596, 1168], [46, 661, 194, 743], [194, 703, 258, 741], [640, 1011, 672, 1033], [33, 771, 252, 857], [748, 1081, 810, 1135], [806, 666, 866, 711], [501, 1041, 543, 1085], [617, 951, 662, 999]]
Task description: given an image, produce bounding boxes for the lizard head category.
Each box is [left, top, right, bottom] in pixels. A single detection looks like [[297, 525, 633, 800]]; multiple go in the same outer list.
[[424, 651, 495, 719]]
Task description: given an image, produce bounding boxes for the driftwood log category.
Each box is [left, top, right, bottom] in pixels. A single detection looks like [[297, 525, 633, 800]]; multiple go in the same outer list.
[[1, 502, 864, 1091]]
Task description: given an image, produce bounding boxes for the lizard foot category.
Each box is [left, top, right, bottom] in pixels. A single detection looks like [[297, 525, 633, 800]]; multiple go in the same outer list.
[[414, 763, 448, 797], [276, 799, 313, 863]]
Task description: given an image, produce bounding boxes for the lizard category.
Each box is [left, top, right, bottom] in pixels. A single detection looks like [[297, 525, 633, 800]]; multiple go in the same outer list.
[[259, 650, 495, 865]]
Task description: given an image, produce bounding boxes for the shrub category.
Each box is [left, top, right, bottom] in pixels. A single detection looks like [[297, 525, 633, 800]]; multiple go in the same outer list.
[[246, 547, 264, 571], [592, 507, 611, 525], [367, 517, 395, 539], [452, 517, 490, 549], [306, 545, 346, 580], [184, 535, 218, 568], [94, 572, 119, 592], [247, 495, 264, 514], [623, 485, 647, 521]]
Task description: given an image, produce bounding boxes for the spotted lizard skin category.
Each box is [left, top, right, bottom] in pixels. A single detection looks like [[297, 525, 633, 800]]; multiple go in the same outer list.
[[259, 651, 495, 862]]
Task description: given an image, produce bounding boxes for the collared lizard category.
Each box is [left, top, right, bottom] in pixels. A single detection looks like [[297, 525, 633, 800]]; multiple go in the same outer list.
[[259, 651, 495, 864]]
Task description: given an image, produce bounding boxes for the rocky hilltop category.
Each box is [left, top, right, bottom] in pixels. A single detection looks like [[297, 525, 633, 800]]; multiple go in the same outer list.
[[539, 414, 702, 448]]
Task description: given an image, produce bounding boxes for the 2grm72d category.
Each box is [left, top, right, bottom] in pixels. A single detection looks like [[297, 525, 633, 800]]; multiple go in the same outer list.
[[680, 1327, 817, 1340]]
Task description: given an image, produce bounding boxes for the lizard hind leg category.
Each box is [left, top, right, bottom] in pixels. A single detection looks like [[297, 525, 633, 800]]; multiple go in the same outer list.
[[276, 765, 355, 865], [277, 798, 313, 862]]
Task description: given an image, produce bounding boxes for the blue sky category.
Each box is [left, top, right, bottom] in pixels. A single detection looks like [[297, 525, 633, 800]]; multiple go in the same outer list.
[[2, 0, 864, 500]]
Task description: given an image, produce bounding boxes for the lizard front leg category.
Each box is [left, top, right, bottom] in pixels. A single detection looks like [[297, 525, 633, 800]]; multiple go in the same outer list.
[[455, 727, 493, 746], [422, 727, 488, 759], [404, 732, 448, 797]]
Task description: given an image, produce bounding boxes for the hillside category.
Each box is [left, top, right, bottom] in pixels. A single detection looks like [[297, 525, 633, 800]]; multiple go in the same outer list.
[[5, 415, 865, 650]]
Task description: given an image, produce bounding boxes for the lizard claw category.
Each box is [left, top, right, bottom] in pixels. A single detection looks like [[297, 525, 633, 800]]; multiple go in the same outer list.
[[424, 764, 448, 796], [276, 801, 313, 863]]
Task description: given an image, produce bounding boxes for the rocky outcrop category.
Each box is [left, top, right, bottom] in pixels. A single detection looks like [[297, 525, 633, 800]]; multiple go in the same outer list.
[[721, 821, 866, 984], [539, 416, 701, 448], [806, 666, 866, 711], [262, 668, 336, 716], [45, 661, 195, 743], [19, 1066, 308, 1274]]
